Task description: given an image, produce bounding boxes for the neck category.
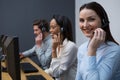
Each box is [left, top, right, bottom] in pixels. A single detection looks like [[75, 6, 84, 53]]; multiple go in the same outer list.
[[43, 32, 49, 39], [60, 35, 64, 44]]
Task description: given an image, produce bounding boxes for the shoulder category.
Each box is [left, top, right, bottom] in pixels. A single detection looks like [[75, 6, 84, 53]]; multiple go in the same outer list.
[[67, 40, 78, 50], [77, 41, 88, 57], [105, 42, 120, 52], [62, 40, 78, 54], [78, 41, 88, 50], [102, 42, 120, 58], [44, 35, 52, 44]]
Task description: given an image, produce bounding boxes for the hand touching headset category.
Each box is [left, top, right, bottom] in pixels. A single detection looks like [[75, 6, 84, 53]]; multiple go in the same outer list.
[[35, 33, 43, 47]]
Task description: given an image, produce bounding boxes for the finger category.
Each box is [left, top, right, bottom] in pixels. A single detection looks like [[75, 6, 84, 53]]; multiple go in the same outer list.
[[98, 28, 106, 41], [102, 30, 106, 41], [93, 29, 98, 39], [94, 28, 102, 40], [37, 33, 43, 40], [40, 33, 43, 39], [54, 35, 58, 40], [97, 28, 102, 39], [52, 35, 58, 42]]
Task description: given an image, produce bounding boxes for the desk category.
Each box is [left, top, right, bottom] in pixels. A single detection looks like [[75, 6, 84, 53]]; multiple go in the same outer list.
[[2, 57, 54, 80]]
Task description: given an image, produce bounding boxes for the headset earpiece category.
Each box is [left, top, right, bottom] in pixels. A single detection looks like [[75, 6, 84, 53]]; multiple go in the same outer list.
[[102, 22, 109, 28], [42, 27, 46, 32], [101, 19, 109, 29], [60, 27, 63, 33], [41, 23, 46, 32], [101, 10, 109, 29]]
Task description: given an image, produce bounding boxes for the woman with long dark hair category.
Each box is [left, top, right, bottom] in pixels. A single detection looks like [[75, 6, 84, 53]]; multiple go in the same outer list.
[[76, 2, 120, 80], [45, 15, 77, 80]]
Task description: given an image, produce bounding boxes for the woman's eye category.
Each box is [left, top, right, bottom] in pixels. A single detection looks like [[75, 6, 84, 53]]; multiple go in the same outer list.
[[79, 19, 84, 22], [88, 18, 95, 22], [50, 26, 56, 29], [53, 26, 56, 29]]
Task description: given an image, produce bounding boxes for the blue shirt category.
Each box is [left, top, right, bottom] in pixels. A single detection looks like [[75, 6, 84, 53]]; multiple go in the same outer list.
[[76, 41, 120, 80], [22, 34, 52, 69]]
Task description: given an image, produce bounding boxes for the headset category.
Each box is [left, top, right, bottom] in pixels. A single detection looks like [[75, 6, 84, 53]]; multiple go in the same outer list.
[[60, 27, 64, 33], [60, 19, 65, 33], [101, 10, 109, 29], [40, 23, 46, 32]]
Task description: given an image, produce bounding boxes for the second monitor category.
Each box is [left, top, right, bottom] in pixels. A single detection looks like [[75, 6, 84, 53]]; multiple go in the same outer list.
[[3, 36, 21, 80]]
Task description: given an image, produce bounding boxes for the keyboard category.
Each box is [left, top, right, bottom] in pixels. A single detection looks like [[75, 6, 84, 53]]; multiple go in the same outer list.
[[26, 75, 46, 80], [20, 62, 38, 73]]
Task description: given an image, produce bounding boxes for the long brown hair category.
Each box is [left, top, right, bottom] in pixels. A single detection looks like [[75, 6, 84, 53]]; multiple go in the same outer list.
[[52, 14, 73, 41]]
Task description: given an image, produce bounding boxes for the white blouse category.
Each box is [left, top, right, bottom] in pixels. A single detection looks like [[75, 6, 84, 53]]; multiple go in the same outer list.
[[45, 38, 78, 80]]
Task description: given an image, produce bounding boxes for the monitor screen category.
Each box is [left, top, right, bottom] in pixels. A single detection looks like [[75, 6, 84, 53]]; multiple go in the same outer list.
[[0, 35, 7, 47], [0, 35, 8, 55], [0, 35, 4, 47], [4, 36, 21, 80]]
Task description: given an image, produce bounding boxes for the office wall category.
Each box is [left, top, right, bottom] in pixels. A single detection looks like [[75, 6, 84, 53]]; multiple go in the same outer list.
[[0, 0, 75, 51], [75, 0, 120, 47]]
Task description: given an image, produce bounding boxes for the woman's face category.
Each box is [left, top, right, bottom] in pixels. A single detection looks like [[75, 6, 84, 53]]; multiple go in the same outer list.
[[79, 8, 102, 38], [50, 19, 60, 37]]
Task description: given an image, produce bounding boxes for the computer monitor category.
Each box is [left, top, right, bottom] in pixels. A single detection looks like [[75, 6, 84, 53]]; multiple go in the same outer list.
[[0, 47, 2, 80], [0, 35, 7, 46], [3, 36, 21, 80], [0, 35, 8, 55], [0, 35, 4, 47]]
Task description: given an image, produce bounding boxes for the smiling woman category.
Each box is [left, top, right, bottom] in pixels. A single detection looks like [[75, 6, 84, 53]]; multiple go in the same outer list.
[[45, 14, 78, 80], [76, 2, 120, 80]]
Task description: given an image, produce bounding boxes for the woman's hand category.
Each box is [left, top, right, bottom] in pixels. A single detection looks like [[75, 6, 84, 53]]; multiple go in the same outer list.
[[51, 33, 61, 58], [88, 28, 106, 56], [52, 33, 60, 50]]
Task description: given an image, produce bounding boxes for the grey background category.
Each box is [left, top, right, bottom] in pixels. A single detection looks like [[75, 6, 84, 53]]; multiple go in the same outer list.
[[0, 0, 75, 52]]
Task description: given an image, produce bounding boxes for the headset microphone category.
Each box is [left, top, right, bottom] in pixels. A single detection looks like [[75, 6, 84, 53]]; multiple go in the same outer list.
[[102, 22, 109, 29]]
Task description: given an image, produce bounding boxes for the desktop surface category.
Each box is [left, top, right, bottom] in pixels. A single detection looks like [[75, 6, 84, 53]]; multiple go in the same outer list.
[[26, 75, 46, 80], [2, 57, 54, 80], [20, 62, 38, 73]]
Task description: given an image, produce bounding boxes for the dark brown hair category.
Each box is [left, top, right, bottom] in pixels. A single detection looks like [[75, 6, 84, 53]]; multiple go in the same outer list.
[[33, 19, 49, 32], [52, 14, 73, 41]]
